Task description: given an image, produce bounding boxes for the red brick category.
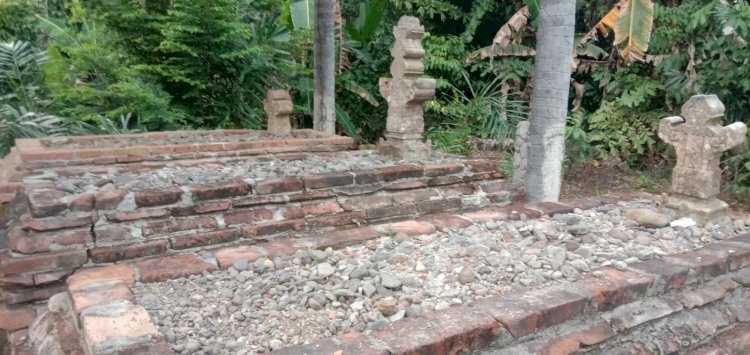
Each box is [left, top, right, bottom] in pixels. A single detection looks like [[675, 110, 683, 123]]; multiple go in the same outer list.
[[0, 274, 34, 289], [27, 189, 66, 217], [353, 169, 383, 184], [679, 278, 738, 308], [391, 190, 440, 204], [255, 177, 304, 194], [71, 281, 134, 314], [561, 197, 603, 210], [306, 212, 365, 229], [303, 172, 354, 189], [697, 242, 750, 271], [464, 160, 500, 173], [232, 194, 287, 207], [20, 213, 93, 232], [213, 246, 262, 269], [172, 200, 231, 216], [170, 228, 240, 249], [224, 208, 275, 226], [493, 204, 543, 219], [377, 164, 424, 181], [9, 226, 92, 253], [417, 198, 462, 214], [263, 239, 297, 258], [142, 215, 218, 236], [307, 227, 381, 250], [437, 185, 476, 197], [134, 187, 182, 207], [384, 180, 429, 190], [426, 214, 473, 231], [342, 195, 393, 211], [0, 249, 88, 275], [369, 304, 501, 354], [287, 190, 336, 202], [605, 296, 684, 331], [93, 224, 132, 244], [89, 240, 167, 263], [190, 180, 249, 200], [378, 220, 436, 236], [242, 220, 304, 238], [574, 267, 655, 311], [301, 201, 343, 216], [106, 208, 170, 222], [4, 282, 67, 304], [80, 303, 161, 354], [33, 268, 76, 285], [629, 258, 690, 292], [462, 210, 510, 223], [0, 304, 35, 330], [525, 202, 575, 216], [70, 193, 95, 212], [0, 193, 15, 203], [94, 190, 128, 210], [478, 181, 513, 194], [68, 264, 135, 292], [273, 332, 386, 355], [424, 163, 464, 177], [685, 324, 750, 355], [135, 254, 215, 283]]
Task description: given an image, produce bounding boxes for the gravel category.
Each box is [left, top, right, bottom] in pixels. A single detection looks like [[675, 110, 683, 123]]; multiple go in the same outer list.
[[133, 199, 748, 354], [22, 151, 454, 195]]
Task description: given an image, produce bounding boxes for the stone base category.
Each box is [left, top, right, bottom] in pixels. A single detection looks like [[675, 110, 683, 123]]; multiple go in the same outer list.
[[663, 194, 728, 226], [377, 138, 432, 161]]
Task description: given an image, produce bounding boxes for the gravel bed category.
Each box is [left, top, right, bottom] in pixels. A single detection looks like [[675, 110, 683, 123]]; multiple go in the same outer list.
[[133, 200, 750, 354], [23, 151, 455, 194], [39, 131, 312, 149]]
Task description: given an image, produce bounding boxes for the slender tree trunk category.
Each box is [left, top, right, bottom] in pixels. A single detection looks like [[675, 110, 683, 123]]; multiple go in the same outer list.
[[314, 0, 336, 134], [524, 0, 575, 202]]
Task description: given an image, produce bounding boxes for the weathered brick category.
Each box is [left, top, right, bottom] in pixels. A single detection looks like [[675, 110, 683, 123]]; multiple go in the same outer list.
[[679, 278, 738, 308], [525, 202, 575, 216], [81, 302, 161, 354], [353, 169, 383, 184], [604, 296, 684, 331], [242, 220, 304, 238], [629, 258, 690, 292], [341, 195, 393, 211], [464, 160, 501, 173], [428, 175, 464, 186], [94, 225, 132, 244], [0, 249, 89, 275], [9, 226, 92, 253], [274, 332, 386, 355], [21, 213, 93, 232], [696, 242, 750, 271], [255, 177, 304, 194], [462, 210, 510, 223], [70, 193, 95, 212], [437, 185, 476, 197], [224, 208, 275, 226], [68, 264, 135, 292], [369, 304, 501, 354], [190, 180, 249, 200], [172, 200, 231, 216], [135, 254, 214, 283], [561, 197, 603, 211], [233, 194, 287, 207], [134, 188, 182, 207], [376, 220, 435, 236], [89, 240, 167, 263], [94, 190, 128, 210], [33, 268, 76, 285], [3, 282, 67, 304], [367, 203, 416, 220], [305, 212, 365, 229], [478, 181, 514, 194], [142, 216, 218, 236], [307, 227, 381, 250], [0, 274, 34, 289], [212, 246, 262, 269], [391, 189, 440, 204], [170, 229, 240, 249], [105, 208, 170, 222], [417, 198, 462, 214], [463, 171, 505, 182], [286, 190, 336, 202], [574, 267, 655, 311], [426, 214, 473, 231], [377, 164, 424, 181], [27, 189, 66, 217], [424, 163, 464, 177], [303, 172, 354, 189], [71, 281, 134, 314], [666, 250, 727, 281], [533, 319, 616, 355], [0, 304, 35, 330], [384, 180, 429, 190]]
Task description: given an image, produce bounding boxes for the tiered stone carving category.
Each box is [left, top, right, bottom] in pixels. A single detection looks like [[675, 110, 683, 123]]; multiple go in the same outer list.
[[264, 89, 293, 135], [378, 16, 436, 160], [659, 94, 747, 225]]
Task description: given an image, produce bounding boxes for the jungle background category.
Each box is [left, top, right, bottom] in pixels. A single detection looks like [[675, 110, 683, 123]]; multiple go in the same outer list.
[[1, 0, 749, 205]]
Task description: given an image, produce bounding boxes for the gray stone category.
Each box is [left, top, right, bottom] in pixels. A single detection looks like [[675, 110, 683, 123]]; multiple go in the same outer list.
[[458, 266, 475, 284], [380, 274, 402, 289], [624, 209, 673, 228], [315, 263, 335, 278], [608, 228, 630, 241], [264, 90, 293, 135], [376, 298, 397, 316], [567, 224, 590, 235]]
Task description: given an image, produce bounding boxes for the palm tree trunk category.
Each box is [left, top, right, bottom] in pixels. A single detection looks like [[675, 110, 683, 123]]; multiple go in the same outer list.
[[314, 0, 336, 134], [524, 0, 576, 202]]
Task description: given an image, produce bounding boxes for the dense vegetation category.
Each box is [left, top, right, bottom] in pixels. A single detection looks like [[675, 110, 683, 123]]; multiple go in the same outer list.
[[0, 0, 748, 194]]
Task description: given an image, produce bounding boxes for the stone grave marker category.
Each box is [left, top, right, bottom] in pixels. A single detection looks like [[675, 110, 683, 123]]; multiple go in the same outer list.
[[658, 94, 747, 225], [264, 89, 293, 135], [377, 16, 436, 160]]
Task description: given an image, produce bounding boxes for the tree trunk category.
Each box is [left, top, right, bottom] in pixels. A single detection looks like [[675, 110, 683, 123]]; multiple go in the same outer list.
[[314, 0, 336, 134], [524, 0, 575, 203]]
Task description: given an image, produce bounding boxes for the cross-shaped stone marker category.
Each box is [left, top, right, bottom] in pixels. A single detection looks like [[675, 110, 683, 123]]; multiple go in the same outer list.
[[659, 94, 747, 225], [377, 16, 436, 161], [264, 89, 293, 135]]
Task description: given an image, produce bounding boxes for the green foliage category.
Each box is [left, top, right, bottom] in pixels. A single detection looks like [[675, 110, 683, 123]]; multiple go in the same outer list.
[[0, 105, 62, 156], [0, 41, 48, 110], [0, 0, 40, 43], [564, 110, 591, 166]]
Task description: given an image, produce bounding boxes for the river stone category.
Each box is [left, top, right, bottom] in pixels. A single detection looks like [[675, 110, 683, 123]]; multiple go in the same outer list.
[[458, 266, 475, 284], [375, 297, 397, 316], [608, 228, 630, 242], [315, 263, 335, 278], [380, 274, 402, 289], [624, 208, 672, 228]]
